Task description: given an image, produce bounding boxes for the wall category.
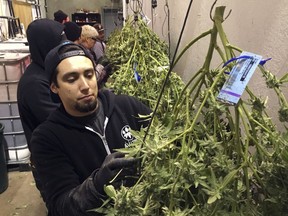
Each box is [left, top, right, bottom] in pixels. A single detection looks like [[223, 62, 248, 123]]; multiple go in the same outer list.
[[46, 0, 121, 22], [137, 0, 288, 131], [0, 0, 286, 130], [0, 0, 47, 39]]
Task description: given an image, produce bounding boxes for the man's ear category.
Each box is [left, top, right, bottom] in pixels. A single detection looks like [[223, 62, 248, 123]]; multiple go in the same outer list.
[[50, 83, 58, 94]]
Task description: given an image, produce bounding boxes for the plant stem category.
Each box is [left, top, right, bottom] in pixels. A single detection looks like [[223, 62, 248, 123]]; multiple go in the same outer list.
[[213, 6, 232, 61], [237, 105, 252, 204], [171, 29, 212, 69]]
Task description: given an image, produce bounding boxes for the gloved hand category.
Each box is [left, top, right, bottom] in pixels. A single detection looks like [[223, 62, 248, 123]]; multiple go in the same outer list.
[[94, 152, 139, 195]]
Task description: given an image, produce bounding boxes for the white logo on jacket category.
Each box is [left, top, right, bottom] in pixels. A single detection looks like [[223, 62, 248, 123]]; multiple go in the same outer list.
[[121, 125, 135, 147]]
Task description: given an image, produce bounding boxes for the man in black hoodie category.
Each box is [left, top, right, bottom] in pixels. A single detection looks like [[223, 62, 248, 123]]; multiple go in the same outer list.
[[17, 18, 66, 148], [17, 19, 66, 203], [30, 41, 152, 215]]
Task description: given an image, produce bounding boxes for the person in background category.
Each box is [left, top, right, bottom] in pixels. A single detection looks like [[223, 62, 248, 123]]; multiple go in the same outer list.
[[54, 10, 70, 24], [79, 24, 98, 62], [17, 18, 65, 149], [64, 21, 82, 43], [30, 41, 152, 215], [92, 23, 113, 87], [17, 18, 66, 202], [63, 22, 110, 87], [92, 23, 106, 61]]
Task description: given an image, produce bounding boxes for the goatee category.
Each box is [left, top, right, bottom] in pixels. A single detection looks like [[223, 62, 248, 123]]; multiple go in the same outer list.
[[75, 99, 97, 113]]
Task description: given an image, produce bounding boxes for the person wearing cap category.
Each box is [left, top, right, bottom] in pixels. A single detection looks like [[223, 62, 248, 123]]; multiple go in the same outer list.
[[92, 23, 106, 61], [54, 10, 69, 24], [92, 23, 113, 87], [17, 18, 66, 203], [29, 41, 152, 215], [64, 21, 82, 43]]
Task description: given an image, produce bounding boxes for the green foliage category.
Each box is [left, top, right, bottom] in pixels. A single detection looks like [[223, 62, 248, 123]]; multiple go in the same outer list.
[[105, 17, 185, 121], [94, 7, 288, 216]]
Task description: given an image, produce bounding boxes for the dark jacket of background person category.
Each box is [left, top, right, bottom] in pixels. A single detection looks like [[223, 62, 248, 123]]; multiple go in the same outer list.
[[30, 89, 152, 216], [17, 19, 65, 148]]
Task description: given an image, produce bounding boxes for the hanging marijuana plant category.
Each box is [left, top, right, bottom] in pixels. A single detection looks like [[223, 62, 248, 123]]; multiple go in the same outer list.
[[95, 5, 288, 216]]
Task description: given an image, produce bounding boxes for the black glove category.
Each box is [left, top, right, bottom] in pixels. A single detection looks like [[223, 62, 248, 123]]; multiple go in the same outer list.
[[94, 152, 139, 195]]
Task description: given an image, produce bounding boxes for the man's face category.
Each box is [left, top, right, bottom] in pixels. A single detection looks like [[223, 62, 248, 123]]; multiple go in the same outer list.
[[98, 31, 105, 41], [50, 55, 98, 117], [86, 37, 97, 49], [62, 17, 70, 24]]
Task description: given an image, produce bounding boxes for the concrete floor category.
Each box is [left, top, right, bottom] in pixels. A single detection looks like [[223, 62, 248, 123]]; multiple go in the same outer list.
[[0, 170, 47, 216]]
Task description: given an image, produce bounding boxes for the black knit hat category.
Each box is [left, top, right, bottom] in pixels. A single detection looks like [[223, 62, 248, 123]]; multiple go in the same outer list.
[[45, 40, 95, 83], [54, 10, 68, 23], [64, 22, 82, 42]]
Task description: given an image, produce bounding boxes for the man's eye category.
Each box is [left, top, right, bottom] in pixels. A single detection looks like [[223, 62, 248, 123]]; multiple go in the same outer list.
[[66, 76, 76, 83], [85, 71, 95, 79]]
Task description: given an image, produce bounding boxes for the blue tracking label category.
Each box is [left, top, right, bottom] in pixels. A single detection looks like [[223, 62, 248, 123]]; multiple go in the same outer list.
[[217, 51, 262, 105]]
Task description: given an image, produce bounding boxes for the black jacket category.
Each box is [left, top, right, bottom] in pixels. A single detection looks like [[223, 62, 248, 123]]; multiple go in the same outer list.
[[17, 19, 65, 147], [30, 90, 152, 216]]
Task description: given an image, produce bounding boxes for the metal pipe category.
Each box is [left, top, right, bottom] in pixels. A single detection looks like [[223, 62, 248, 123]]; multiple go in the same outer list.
[[122, 0, 129, 25]]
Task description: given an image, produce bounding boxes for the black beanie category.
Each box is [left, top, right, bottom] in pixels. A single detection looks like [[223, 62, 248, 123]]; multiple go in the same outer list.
[[45, 41, 95, 83], [54, 10, 68, 23], [64, 22, 82, 42]]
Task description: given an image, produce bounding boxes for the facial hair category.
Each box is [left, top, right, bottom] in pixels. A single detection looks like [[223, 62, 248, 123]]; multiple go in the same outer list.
[[74, 98, 97, 113]]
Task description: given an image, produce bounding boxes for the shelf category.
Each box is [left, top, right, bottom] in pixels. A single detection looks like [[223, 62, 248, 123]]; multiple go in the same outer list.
[[74, 22, 98, 26], [72, 13, 101, 26]]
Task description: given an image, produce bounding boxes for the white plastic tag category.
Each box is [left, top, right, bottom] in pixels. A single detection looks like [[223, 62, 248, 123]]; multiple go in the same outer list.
[[217, 51, 262, 105]]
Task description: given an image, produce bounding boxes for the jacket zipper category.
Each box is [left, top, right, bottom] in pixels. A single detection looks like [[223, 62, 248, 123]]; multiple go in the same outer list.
[[84, 117, 111, 155]]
